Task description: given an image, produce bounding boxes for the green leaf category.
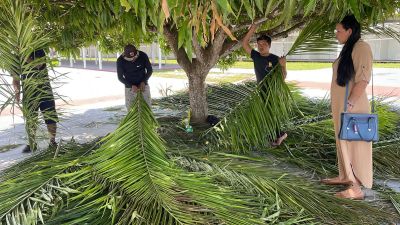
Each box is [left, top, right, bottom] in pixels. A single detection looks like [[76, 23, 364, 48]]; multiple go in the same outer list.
[[348, 0, 361, 21], [139, 0, 147, 34], [120, 0, 131, 12], [242, 0, 254, 20], [178, 20, 188, 49], [304, 0, 317, 17], [254, 0, 263, 12], [216, 0, 234, 15]]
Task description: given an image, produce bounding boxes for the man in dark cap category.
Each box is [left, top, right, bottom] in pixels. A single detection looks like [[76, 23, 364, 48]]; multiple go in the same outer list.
[[13, 49, 58, 153], [117, 44, 153, 110]]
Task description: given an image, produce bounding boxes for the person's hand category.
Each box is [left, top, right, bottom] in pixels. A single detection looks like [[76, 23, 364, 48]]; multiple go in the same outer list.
[[139, 82, 146, 91], [132, 85, 138, 93], [347, 101, 355, 112], [249, 23, 258, 31], [279, 56, 286, 67]]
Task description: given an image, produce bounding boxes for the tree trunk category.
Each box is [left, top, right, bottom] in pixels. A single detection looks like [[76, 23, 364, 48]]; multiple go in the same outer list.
[[163, 23, 227, 123], [187, 72, 208, 124]]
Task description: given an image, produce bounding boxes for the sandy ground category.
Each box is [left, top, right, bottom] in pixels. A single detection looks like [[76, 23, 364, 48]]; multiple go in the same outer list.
[[0, 67, 399, 192]]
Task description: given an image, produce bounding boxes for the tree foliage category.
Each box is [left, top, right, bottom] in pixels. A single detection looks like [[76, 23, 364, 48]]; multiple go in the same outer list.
[[18, 0, 398, 58]]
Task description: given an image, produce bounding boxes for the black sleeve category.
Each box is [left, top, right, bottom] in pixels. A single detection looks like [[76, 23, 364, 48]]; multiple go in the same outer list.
[[273, 54, 280, 67], [116, 58, 128, 85], [143, 54, 152, 83], [250, 49, 259, 61]]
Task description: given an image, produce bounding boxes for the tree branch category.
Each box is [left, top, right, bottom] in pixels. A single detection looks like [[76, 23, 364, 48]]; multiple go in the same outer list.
[[192, 33, 205, 65], [207, 29, 227, 66], [270, 21, 305, 39], [219, 20, 306, 58], [163, 23, 192, 73]]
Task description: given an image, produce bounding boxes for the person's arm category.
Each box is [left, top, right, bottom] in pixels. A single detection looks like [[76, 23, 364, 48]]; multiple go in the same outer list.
[[143, 54, 152, 82], [347, 42, 373, 112], [140, 54, 153, 91], [279, 56, 287, 79], [116, 59, 128, 85], [347, 81, 369, 111], [242, 24, 258, 55], [12, 75, 21, 103]]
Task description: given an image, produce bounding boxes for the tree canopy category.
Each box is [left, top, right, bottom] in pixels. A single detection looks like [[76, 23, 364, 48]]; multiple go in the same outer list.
[[23, 0, 398, 55]]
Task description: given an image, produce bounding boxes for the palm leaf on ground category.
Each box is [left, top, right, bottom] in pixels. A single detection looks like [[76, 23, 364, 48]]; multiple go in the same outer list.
[[172, 154, 398, 224], [84, 92, 267, 224], [0, 139, 97, 225], [158, 81, 400, 179], [391, 195, 400, 216], [36, 93, 265, 224]]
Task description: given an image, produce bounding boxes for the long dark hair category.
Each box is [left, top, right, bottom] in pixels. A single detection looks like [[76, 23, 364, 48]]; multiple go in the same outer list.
[[337, 15, 361, 86]]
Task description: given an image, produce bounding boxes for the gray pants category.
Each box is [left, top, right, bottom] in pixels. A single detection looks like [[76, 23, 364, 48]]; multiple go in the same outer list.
[[125, 85, 151, 110]]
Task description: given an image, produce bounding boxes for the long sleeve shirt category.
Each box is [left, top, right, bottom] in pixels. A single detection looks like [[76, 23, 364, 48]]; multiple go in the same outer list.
[[116, 51, 153, 88]]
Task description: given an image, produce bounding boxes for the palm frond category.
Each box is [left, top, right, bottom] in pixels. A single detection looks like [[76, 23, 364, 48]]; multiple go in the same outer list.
[[391, 195, 400, 216], [158, 82, 400, 179], [85, 92, 195, 224], [287, 19, 337, 56], [365, 24, 400, 43], [173, 156, 398, 224], [286, 16, 400, 57], [205, 66, 293, 153], [0, 0, 67, 149], [80, 93, 265, 224], [0, 139, 96, 225]]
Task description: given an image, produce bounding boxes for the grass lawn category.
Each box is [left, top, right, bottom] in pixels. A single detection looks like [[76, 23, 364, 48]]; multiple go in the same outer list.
[[230, 61, 400, 70], [73, 58, 400, 70], [152, 71, 253, 83]]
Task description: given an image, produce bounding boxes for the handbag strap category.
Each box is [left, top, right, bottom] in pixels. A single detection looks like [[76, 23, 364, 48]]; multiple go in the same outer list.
[[343, 68, 375, 113]]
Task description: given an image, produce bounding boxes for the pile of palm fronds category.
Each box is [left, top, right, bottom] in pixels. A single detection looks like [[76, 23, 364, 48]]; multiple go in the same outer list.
[[159, 80, 400, 179], [1, 1, 400, 224], [2, 94, 398, 224]]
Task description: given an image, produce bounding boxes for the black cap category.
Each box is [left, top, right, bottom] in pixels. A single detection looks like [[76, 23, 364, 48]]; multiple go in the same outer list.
[[124, 44, 137, 57], [29, 49, 46, 60]]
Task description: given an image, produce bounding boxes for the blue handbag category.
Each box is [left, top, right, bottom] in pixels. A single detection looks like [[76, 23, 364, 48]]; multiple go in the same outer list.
[[338, 73, 379, 142]]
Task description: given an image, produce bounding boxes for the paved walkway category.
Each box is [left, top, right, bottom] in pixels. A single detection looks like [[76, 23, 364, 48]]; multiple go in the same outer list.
[[60, 61, 400, 97], [59, 59, 181, 72]]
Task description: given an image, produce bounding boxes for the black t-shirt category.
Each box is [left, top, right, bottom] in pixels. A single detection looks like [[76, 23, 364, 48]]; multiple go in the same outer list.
[[251, 49, 279, 83], [21, 64, 52, 94], [116, 51, 153, 88], [21, 64, 48, 80]]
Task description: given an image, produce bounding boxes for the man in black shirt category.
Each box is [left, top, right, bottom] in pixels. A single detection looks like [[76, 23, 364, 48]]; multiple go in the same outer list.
[[13, 49, 58, 152], [242, 23, 288, 146], [117, 44, 152, 110]]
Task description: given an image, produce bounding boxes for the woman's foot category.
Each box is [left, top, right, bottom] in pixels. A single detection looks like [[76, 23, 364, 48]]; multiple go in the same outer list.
[[335, 185, 364, 200], [320, 177, 352, 185]]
